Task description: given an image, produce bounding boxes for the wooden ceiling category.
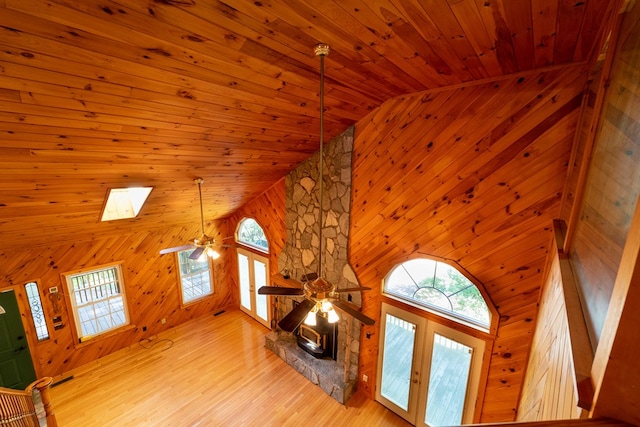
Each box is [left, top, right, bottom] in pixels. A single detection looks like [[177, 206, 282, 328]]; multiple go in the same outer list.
[[0, 0, 607, 251]]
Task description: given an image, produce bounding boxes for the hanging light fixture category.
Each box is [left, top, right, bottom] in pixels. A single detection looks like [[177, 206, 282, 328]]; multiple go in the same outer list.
[[310, 42, 340, 325], [304, 305, 318, 326]]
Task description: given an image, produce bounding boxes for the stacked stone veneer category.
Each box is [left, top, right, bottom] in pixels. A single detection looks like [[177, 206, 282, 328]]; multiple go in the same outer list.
[[269, 126, 362, 403]]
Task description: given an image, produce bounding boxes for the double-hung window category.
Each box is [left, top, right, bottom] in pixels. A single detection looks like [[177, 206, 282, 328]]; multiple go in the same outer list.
[[177, 249, 213, 304], [64, 263, 129, 341]]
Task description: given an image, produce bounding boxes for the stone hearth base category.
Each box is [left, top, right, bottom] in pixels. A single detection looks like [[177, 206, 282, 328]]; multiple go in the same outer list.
[[265, 331, 356, 404]]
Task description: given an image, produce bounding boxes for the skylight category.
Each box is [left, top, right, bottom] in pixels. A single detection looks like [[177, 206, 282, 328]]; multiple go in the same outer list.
[[101, 187, 153, 222]]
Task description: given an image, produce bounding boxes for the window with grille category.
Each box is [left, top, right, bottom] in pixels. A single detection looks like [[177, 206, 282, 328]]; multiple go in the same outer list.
[[64, 263, 129, 341], [236, 218, 269, 253], [24, 281, 50, 341], [177, 249, 213, 304], [383, 257, 490, 330]]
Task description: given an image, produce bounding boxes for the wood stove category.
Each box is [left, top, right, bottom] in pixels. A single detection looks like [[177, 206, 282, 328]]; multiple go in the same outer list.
[[294, 306, 337, 360]]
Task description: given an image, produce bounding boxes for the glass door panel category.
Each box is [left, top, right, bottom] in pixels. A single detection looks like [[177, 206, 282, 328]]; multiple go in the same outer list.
[[424, 333, 473, 426], [380, 313, 415, 409], [376, 303, 426, 423], [237, 248, 270, 328], [253, 259, 268, 323], [238, 252, 251, 311]]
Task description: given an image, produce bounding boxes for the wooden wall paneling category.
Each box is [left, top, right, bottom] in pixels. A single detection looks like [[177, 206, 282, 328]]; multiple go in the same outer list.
[[351, 66, 584, 256], [352, 65, 587, 421], [562, 1, 625, 249], [223, 178, 287, 309], [0, 220, 236, 379], [567, 0, 640, 344], [518, 243, 588, 422], [531, 0, 559, 67]]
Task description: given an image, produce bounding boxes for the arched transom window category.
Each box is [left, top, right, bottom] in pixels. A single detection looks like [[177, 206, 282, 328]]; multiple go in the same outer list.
[[384, 258, 490, 329], [236, 218, 269, 253]]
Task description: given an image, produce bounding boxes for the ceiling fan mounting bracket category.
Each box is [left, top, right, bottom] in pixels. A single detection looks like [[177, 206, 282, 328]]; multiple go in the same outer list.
[[304, 277, 334, 301], [314, 43, 330, 57]]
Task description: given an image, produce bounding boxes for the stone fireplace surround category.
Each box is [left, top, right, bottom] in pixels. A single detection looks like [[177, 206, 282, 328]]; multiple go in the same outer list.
[[265, 126, 363, 404]]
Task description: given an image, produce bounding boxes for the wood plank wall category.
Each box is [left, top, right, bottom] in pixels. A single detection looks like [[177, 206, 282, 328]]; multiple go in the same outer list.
[[350, 65, 587, 422], [517, 252, 581, 421], [0, 220, 236, 379], [564, 1, 640, 346], [519, 2, 640, 424], [224, 178, 287, 293]]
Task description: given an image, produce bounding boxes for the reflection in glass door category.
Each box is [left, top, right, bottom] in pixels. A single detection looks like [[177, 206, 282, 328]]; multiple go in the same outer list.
[[237, 248, 270, 328], [377, 303, 485, 426], [424, 333, 473, 426], [376, 305, 426, 422]]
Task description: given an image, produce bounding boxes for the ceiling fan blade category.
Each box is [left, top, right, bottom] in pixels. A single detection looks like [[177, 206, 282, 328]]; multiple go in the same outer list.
[[333, 287, 372, 293], [258, 286, 304, 296], [189, 247, 205, 260], [332, 300, 376, 326], [159, 244, 195, 255], [278, 299, 316, 332]]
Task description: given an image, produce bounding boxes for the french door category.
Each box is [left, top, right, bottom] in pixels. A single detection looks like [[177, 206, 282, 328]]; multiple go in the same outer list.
[[237, 248, 270, 328], [376, 303, 484, 426]]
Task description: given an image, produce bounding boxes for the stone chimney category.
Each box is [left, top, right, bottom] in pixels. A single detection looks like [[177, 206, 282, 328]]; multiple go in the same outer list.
[[273, 126, 363, 397]]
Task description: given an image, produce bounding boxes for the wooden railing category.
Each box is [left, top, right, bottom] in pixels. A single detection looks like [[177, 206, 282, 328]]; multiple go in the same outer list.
[[0, 377, 57, 426]]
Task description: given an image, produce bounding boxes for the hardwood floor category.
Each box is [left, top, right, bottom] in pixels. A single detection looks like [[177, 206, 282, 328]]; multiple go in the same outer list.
[[49, 310, 409, 426]]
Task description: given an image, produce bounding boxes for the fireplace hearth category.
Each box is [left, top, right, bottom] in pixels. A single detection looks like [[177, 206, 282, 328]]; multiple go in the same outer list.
[[265, 331, 355, 404]]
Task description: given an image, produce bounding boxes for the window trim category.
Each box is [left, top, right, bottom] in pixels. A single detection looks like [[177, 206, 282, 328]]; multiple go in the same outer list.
[[176, 249, 215, 306], [61, 261, 130, 344], [382, 256, 496, 334], [235, 217, 269, 254]]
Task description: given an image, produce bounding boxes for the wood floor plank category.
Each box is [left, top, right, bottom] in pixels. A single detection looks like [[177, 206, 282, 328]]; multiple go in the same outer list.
[[49, 310, 409, 426]]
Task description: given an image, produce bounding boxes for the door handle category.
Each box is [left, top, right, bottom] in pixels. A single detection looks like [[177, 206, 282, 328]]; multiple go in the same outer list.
[[16, 335, 24, 340], [14, 345, 26, 353]]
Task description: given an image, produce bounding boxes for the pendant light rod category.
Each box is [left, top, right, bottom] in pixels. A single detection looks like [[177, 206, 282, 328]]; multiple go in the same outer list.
[[195, 177, 205, 235], [315, 43, 329, 280]]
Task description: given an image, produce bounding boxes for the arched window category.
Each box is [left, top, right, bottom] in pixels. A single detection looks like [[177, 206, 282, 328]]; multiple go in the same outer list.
[[236, 218, 269, 253], [384, 258, 490, 329]]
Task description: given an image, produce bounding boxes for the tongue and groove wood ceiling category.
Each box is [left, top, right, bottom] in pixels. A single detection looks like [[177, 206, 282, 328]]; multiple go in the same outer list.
[[0, 0, 607, 251]]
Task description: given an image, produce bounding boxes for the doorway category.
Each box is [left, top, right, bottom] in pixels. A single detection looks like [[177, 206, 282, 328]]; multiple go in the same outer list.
[[237, 248, 271, 328], [0, 289, 37, 389], [376, 303, 484, 426]]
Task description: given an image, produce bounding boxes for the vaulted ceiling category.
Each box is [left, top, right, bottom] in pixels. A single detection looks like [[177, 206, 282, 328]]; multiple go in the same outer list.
[[0, 0, 608, 251]]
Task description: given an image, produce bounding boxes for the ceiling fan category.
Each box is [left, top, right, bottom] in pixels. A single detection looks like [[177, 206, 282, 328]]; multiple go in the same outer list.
[[159, 177, 232, 260], [258, 44, 375, 333]]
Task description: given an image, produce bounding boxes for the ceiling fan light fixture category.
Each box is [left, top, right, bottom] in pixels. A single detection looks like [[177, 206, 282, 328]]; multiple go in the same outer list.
[[304, 306, 318, 326], [327, 307, 339, 324], [321, 300, 333, 313], [205, 246, 220, 259]]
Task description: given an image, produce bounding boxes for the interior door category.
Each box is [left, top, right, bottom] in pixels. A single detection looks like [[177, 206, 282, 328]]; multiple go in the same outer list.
[[237, 248, 270, 328], [0, 290, 37, 389], [377, 303, 485, 426]]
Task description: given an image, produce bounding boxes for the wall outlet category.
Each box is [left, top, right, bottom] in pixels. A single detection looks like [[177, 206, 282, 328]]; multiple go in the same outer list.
[[161, 318, 166, 324], [362, 374, 368, 383]]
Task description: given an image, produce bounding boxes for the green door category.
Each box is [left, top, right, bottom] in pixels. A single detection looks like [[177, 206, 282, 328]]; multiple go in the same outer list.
[[0, 290, 37, 389]]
